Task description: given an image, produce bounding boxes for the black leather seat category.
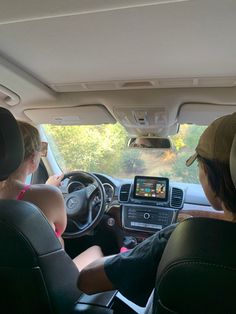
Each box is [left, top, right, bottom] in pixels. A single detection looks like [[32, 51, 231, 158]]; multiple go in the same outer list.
[[153, 217, 236, 314], [0, 200, 80, 314], [0, 108, 81, 313], [151, 131, 236, 314]]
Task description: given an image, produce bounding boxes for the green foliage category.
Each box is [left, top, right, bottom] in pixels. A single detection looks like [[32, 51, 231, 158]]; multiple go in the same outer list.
[[162, 124, 207, 183], [160, 151, 199, 183], [121, 149, 145, 173], [44, 123, 128, 174], [172, 137, 185, 151], [43, 123, 207, 183]]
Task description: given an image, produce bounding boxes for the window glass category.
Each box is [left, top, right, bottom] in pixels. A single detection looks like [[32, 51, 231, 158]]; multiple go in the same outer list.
[[43, 123, 206, 183]]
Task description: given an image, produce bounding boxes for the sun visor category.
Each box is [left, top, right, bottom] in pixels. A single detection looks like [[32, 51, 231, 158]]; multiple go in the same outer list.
[[24, 105, 116, 125], [178, 103, 236, 125]]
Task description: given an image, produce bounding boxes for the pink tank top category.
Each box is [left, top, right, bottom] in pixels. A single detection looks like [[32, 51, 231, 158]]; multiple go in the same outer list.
[[16, 184, 60, 238], [16, 184, 30, 200]]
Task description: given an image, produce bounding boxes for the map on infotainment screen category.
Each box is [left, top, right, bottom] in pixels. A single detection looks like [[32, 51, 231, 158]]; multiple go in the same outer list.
[[134, 176, 169, 201]]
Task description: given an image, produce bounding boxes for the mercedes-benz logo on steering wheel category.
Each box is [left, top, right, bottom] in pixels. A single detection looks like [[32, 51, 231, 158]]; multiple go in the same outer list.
[[67, 197, 78, 210]]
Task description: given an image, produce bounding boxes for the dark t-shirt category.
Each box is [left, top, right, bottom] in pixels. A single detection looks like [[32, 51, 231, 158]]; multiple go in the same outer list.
[[104, 224, 177, 306]]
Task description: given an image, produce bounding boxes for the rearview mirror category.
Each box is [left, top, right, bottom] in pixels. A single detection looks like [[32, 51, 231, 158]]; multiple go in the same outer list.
[[128, 137, 171, 149]]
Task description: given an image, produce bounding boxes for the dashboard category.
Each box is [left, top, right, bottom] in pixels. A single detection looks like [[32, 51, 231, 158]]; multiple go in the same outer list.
[[59, 172, 228, 253], [61, 173, 185, 234], [60, 172, 228, 251]]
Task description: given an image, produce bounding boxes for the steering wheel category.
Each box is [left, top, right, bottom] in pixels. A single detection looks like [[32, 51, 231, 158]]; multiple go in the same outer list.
[[62, 171, 106, 239]]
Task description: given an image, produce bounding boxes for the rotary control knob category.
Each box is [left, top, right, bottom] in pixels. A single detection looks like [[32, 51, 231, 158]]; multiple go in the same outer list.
[[144, 213, 150, 219], [107, 217, 115, 227]]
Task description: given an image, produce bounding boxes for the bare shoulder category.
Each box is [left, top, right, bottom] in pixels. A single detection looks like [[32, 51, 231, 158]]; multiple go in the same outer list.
[[29, 184, 63, 197], [24, 184, 64, 208], [22, 184, 67, 235]]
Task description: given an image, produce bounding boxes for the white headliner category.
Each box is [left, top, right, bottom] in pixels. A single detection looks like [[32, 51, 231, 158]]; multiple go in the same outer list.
[[0, 0, 236, 133], [0, 0, 236, 86]]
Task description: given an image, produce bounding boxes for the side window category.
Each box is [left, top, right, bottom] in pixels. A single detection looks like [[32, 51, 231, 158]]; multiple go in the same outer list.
[[25, 174, 32, 185], [31, 160, 48, 184]]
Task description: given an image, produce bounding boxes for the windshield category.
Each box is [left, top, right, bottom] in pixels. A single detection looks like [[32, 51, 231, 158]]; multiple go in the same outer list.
[[43, 123, 206, 184]]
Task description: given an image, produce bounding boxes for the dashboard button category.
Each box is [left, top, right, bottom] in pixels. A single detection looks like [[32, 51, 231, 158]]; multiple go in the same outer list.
[[144, 213, 150, 219], [107, 217, 115, 226]]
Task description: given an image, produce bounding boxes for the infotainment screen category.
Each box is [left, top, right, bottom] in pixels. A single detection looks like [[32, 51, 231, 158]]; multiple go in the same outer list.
[[133, 176, 169, 202]]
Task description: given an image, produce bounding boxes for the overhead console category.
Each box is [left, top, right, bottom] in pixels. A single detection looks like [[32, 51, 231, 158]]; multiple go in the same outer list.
[[113, 106, 178, 137], [119, 176, 184, 233]]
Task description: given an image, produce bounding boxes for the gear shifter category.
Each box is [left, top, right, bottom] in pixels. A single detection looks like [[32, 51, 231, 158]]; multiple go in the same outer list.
[[120, 236, 138, 253]]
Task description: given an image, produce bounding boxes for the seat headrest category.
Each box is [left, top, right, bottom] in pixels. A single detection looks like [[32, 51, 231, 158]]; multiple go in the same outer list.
[[0, 107, 24, 181], [230, 134, 236, 188]]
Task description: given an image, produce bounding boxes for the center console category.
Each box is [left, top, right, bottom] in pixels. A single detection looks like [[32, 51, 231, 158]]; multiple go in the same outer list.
[[119, 176, 184, 233], [122, 204, 175, 232], [73, 289, 152, 313]]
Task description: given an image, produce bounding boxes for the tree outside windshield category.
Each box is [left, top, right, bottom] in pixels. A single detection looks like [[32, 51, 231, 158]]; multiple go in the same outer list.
[[43, 123, 206, 183]]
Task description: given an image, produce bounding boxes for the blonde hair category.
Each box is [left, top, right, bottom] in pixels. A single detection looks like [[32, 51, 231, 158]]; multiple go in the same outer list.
[[17, 121, 41, 160]]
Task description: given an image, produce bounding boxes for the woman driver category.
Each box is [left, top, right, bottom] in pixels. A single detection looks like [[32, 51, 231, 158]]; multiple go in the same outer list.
[[0, 120, 103, 271]]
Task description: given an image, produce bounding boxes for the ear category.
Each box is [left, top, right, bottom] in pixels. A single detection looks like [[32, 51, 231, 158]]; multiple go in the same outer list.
[[27, 152, 39, 172], [215, 197, 224, 211], [221, 202, 234, 219], [28, 152, 36, 164]]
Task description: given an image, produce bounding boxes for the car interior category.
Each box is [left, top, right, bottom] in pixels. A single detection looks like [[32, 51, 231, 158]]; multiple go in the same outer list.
[[0, 1, 236, 313]]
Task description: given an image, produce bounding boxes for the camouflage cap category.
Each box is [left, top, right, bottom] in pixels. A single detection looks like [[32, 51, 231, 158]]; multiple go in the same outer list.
[[186, 112, 236, 166]]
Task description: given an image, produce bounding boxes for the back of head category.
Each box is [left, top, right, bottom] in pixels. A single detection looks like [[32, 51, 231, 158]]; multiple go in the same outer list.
[[186, 112, 236, 214], [0, 108, 24, 181], [17, 121, 41, 160]]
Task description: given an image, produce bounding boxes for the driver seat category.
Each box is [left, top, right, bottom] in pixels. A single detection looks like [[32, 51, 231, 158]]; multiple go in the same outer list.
[[0, 108, 81, 313], [150, 134, 236, 313]]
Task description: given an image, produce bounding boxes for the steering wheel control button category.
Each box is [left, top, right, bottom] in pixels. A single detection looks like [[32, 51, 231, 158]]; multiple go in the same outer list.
[[144, 213, 150, 219], [87, 184, 96, 197]]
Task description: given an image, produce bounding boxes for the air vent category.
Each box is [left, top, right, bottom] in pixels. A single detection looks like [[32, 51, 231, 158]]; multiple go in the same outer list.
[[119, 184, 131, 202], [170, 187, 184, 209]]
